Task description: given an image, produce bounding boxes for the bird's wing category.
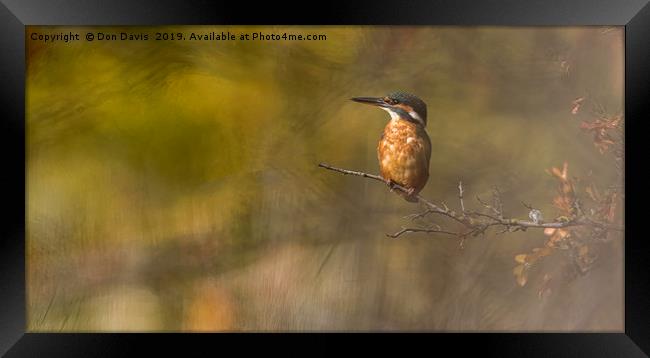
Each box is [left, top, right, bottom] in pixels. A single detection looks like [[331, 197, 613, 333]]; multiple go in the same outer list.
[[419, 128, 432, 171]]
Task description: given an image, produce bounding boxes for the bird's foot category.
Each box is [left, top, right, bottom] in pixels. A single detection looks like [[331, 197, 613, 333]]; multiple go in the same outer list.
[[386, 179, 398, 192], [404, 187, 419, 202]]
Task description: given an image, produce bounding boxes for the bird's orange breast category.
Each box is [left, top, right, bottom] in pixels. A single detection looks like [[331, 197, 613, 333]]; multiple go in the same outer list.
[[377, 119, 431, 195]]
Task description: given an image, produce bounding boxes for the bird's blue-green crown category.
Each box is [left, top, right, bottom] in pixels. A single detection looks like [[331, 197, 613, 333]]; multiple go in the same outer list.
[[387, 91, 427, 125]]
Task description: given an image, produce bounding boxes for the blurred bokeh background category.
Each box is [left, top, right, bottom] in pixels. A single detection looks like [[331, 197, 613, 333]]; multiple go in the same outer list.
[[27, 26, 623, 331]]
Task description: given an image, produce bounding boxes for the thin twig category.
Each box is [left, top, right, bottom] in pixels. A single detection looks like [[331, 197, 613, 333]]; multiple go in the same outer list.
[[387, 227, 458, 239], [458, 181, 466, 214]]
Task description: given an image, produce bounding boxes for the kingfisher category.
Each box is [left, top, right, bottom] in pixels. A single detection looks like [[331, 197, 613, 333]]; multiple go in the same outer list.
[[352, 91, 431, 202]]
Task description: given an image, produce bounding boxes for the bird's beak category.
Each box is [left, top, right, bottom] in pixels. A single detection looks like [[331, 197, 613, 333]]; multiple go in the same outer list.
[[350, 97, 387, 107]]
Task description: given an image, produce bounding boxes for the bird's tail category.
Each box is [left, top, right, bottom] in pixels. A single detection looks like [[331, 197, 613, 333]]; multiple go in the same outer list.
[[404, 194, 419, 202]]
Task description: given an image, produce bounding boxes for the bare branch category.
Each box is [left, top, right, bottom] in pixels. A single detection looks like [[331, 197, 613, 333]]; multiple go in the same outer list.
[[387, 227, 458, 239], [318, 163, 622, 240], [466, 210, 501, 222], [319, 163, 447, 214], [318, 163, 389, 185]]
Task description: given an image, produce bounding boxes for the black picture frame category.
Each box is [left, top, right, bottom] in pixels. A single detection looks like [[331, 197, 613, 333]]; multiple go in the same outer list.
[[1, 0, 648, 356]]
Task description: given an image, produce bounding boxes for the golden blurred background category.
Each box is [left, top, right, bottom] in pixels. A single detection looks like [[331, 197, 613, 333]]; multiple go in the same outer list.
[[27, 26, 623, 331]]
